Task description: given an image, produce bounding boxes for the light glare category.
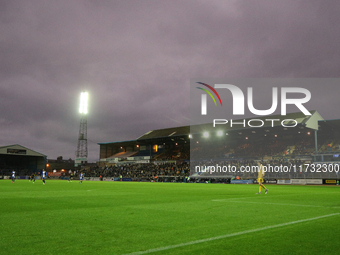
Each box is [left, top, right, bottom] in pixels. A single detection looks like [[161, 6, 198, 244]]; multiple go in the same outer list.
[[79, 92, 88, 114]]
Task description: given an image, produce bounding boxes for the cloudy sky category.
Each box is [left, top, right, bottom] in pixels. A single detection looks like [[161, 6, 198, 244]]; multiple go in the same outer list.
[[1, 0, 340, 162]]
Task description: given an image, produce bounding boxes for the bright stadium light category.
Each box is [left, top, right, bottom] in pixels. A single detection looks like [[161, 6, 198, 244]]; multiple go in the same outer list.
[[203, 131, 209, 138], [217, 130, 223, 136], [79, 92, 88, 114]]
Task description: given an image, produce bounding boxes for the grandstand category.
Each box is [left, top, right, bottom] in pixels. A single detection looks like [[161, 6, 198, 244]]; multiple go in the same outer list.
[[0, 144, 46, 178], [97, 111, 340, 183], [98, 111, 324, 161], [98, 126, 190, 165]]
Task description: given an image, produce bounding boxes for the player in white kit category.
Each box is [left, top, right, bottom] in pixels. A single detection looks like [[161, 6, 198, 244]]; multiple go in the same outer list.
[[11, 171, 16, 183], [42, 170, 47, 185]]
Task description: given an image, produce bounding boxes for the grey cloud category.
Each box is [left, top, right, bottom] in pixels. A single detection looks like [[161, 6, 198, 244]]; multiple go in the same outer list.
[[1, 0, 340, 161]]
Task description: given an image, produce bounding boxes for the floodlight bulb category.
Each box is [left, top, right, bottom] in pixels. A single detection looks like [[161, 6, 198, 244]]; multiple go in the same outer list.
[[79, 92, 88, 114]]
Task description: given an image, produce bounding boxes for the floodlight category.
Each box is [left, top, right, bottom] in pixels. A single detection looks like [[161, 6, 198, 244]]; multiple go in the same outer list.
[[203, 131, 209, 138], [217, 130, 223, 136], [79, 92, 88, 114]]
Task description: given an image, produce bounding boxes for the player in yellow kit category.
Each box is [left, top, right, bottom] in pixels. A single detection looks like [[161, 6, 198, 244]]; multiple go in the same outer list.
[[256, 162, 268, 194]]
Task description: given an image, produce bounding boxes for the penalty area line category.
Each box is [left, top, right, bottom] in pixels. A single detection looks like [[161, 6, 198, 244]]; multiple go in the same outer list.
[[123, 213, 340, 255]]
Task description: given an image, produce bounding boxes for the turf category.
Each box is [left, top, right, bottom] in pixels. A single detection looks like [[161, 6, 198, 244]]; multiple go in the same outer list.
[[0, 180, 339, 255]]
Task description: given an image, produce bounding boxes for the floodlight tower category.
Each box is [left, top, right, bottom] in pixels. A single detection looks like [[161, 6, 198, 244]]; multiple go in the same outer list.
[[76, 91, 88, 165]]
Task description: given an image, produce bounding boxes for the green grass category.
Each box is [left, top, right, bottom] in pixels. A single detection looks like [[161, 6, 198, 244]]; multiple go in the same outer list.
[[0, 180, 339, 255]]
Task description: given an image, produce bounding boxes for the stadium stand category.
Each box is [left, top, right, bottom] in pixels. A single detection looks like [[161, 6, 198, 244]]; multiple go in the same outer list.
[[0, 144, 46, 177], [3, 111, 340, 183], [94, 111, 340, 182]]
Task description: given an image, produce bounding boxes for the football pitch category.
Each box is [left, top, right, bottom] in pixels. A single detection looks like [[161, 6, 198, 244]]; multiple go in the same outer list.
[[1, 180, 339, 255]]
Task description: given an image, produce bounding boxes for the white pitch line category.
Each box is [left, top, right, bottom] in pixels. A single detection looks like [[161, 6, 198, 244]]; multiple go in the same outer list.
[[217, 200, 331, 208], [213, 200, 340, 209], [211, 193, 304, 202], [123, 213, 340, 255]]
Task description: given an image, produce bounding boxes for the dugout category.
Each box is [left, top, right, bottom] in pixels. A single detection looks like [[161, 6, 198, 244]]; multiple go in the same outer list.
[[0, 144, 46, 174]]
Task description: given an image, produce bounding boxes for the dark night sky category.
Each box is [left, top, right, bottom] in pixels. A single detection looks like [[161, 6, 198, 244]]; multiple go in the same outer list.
[[1, 0, 340, 161]]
